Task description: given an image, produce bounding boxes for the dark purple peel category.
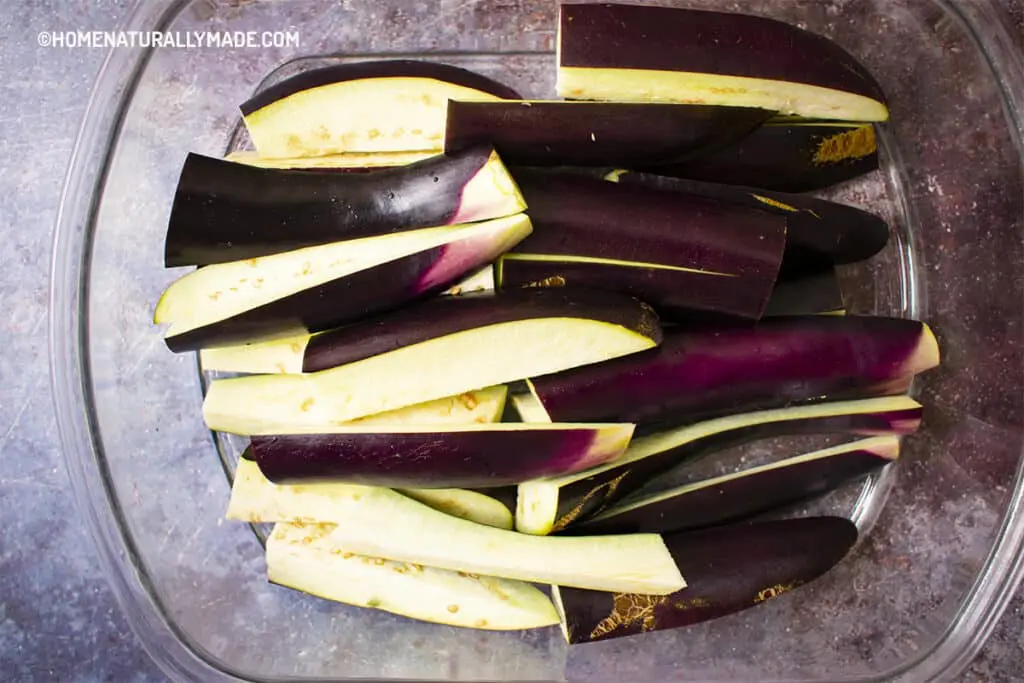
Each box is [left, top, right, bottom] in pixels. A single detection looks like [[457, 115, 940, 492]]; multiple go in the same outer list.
[[569, 437, 897, 536], [542, 395, 921, 533], [611, 171, 889, 277], [499, 256, 776, 321], [165, 217, 530, 352], [510, 169, 787, 283], [249, 424, 634, 488], [165, 147, 522, 267], [302, 286, 662, 373], [444, 100, 772, 167], [648, 122, 880, 192], [764, 267, 845, 316], [241, 60, 520, 116], [558, 5, 887, 120], [528, 316, 939, 426], [555, 516, 857, 643]]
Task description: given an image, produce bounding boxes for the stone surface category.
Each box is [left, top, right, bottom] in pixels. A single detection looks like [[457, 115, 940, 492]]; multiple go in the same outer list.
[[0, 1, 1020, 682]]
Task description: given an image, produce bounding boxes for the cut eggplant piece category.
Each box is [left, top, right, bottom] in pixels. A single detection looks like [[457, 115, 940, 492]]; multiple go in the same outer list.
[[157, 214, 532, 352], [242, 60, 520, 158], [506, 169, 786, 319], [444, 100, 772, 167], [262, 486, 685, 594], [764, 267, 845, 317], [516, 395, 921, 535], [572, 436, 898, 536], [249, 423, 635, 488], [648, 121, 880, 192], [165, 147, 526, 266], [610, 171, 889, 276], [557, 5, 888, 122], [267, 522, 559, 629], [553, 516, 857, 643], [203, 288, 661, 429], [224, 150, 433, 170], [229, 458, 513, 529], [528, 316, 939, 426]]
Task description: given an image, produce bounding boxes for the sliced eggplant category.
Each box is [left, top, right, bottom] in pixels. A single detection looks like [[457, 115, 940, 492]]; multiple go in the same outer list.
[[557, 5, 888, 122], [571, 436, 898, 536], [249, 423, 634, 488], [553, 516, 857, 643], [610, 171, 889, 276], [156, 214, 532, 352], [527, 316, 939, 426], [444, 100, 772, 167], [764, 267, 845, 317], [224, 150, 433, 170], [228, 458, 514, 529], [242, 60, 520, 158], [255, 486, 685, 595], [267, 522, 559, 629], [203, 288, 661, 430], [649, 121, 880, 192], [165, 147, 526, 266], [514, 395, 922, 535]]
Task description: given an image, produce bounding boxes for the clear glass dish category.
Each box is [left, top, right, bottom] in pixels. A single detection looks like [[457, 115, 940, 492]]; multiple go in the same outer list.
[[50, 1, 1023, 681]]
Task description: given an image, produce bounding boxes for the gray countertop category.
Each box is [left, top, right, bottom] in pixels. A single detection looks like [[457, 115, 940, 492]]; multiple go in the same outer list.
[[0, 1, 1020, 681]]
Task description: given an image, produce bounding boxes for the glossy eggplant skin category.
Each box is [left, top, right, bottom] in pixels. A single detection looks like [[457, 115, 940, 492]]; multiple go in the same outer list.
[[613, 171, 889, 278], [444, 101, 772, 167], [649, 122, 880, 192], [764, 267, 845, 316], [570, 442, 894, 536], [165, 147, 508, 267], [558, 5, 886, 105], [302, 287, 662, 373], [557, 516, 857, 643], [529, 316, 938, 427], [547, 398, 921, 532], [249, 425, 631, 488], [240, 60, 521, 115]]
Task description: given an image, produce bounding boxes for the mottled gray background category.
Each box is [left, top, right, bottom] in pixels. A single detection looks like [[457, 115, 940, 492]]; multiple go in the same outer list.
[[0, 1, 1019, 682]]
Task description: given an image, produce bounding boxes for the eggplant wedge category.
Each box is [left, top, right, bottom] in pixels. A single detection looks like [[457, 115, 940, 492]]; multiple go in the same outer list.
[[242, 60, 520, 158], [650, 121, 880, 192], [610, 171, 890, 277], [156, 214, 532, 352], [224, 150, 433, 170], [557, 4, 888, 122], [553, 516, 857, 643], [229, 457, 514, 530], [764, 267, 845, 317], [202, 288, 661, 430], [513, 395, 922, 535], [444, 100, 772, 167], [200, 286, 661, 376], [254, 486, 685, 595], [249, 423, 634, 488], [571, 436, 898, 536], [165, 146, 526, 266], [527, 316, 939, 426], [505, 169, 786, 319], [267, 522, 559, 629]]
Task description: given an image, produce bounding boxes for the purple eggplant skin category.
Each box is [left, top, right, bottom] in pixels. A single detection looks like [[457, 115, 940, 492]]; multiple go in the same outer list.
[[499, 257, 776, 321], [556, 516, 857, 644], [444, 100, 772, 167], [249, 426, 630, 488], [559, 5, 887, 106], [764, 267, 845, 316], [511, 170, 787, 282], [612, 171, 889, 279], [548, 400, 921, 533], [649, 122, 880, 193], [240, 60, 520, 116], [302, 286, 662, 373], [166, 227, 520, 353], [529, 316, 939, 427], [165, 146, 507, 267], [569, 442, 895, 536]]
